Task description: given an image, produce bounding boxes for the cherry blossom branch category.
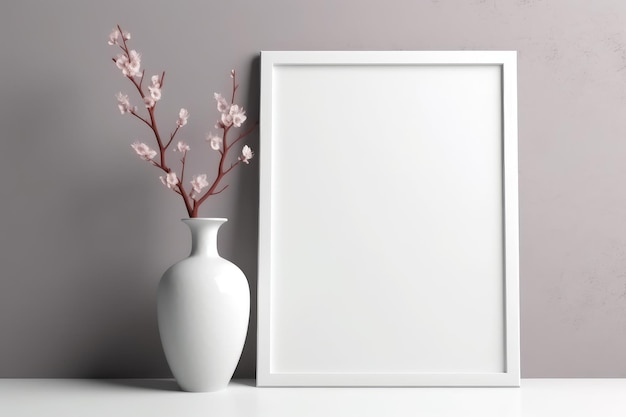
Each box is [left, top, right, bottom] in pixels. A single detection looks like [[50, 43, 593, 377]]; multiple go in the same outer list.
[[128, 109, 152, 129], [165, 125, 181, 150], [230, 70, 238, 104], [210, 184, 229, 196], [176, 150, 194, 215], [179, 152, 188, 188], [110, 25, 255, 218], [226, 121, 259, 152]]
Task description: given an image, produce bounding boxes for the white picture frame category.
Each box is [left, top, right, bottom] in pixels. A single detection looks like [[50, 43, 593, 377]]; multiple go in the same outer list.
[[257, 51, 519, 387]]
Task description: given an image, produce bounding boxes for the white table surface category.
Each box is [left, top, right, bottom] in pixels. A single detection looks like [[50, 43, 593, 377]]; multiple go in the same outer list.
[[1, 378, 624, 416]]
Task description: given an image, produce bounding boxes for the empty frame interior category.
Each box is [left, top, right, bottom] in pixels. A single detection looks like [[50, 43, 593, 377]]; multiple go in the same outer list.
[[258, 51, 519, 386]]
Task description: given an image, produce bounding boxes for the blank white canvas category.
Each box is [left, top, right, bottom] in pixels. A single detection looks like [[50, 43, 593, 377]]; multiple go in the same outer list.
[[258, 51, 519, 387]]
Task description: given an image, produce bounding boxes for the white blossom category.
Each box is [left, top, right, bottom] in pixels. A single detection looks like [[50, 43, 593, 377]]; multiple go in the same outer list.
[[116, 92, 135, 114], [108, 29, 120, 45], [115, 54, 127, 70], [144, 96, 155, 108], [239, 145, 253, 164], [160, 172, 179, 189], [206, 133, 222, 151], [147, 74, 161, 103], [229, 104, 247, 127], [131, 142, 157, 161], [220, 112, 233, 127], [127, 50, 141, 76], [214, 93, 230, 113], [148, 86, 161, 101], [107, 28, 129, 45], [115, 50, 141, 77], [151, 75, 160, 88], [136, 76, 160, 107], [191, 174, 209, 195], [175, 141, 190, 153], [176, 108, 189, 127]]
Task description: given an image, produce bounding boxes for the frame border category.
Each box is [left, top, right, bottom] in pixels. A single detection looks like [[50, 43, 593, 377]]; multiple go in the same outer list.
[[257, 51, 519, 387]]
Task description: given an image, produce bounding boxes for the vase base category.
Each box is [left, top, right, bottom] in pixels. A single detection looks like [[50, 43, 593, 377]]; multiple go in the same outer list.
[[177, 381, 229, 393]]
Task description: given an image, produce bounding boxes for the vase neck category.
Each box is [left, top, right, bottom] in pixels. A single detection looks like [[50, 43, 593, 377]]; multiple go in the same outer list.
[[183, 218, 227, 257]]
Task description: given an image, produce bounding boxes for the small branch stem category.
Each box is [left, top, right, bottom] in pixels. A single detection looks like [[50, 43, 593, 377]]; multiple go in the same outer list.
[[226, 121, 259, 152], [165, 125, 180, 150], [210, 184, 229, 196]]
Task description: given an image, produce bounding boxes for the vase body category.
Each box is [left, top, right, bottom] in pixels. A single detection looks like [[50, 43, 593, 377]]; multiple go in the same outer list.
[[157, 218, 250, 392]]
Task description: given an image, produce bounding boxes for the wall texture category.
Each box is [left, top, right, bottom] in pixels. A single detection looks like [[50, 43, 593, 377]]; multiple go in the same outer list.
[[1, 0, 626, 378]]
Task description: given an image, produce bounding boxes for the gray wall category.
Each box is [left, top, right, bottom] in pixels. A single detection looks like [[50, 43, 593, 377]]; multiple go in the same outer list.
[[1, 0, 625, 378]]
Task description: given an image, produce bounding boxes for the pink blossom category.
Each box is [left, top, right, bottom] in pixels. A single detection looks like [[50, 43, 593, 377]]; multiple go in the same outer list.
[[176, 108, 189, 127], [107, 29, 129, 45], [148, 76, 160, 98], [151, 75, 161, 88], [115, 51, 141, 77], [207, 133, 222, 151], [175, 141, 190, 153], [160, 172, 179, 189], [116, 92, 135, 114], [143, 76, 161, 107], [239, 145, 254, 164], [148, 79, 161, 102], [229, 104, 247, 127], [127, 50, 141, 76], [108, 29, 120, 45], [220, 112, 233, 127], [148, 86, 161, 101], [214, 93, 229, 113], [115, 54, 127, 70], [230, 69, 235, 79], [131, 142, 157, 161], [191, 174, 209, 195]]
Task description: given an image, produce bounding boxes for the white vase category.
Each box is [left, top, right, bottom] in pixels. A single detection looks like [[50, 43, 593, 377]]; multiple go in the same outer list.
[[157, 218, 250, 392]]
